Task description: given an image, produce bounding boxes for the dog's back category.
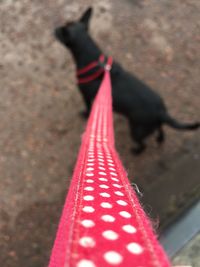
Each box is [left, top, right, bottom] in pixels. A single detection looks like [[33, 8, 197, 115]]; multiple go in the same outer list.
[[54, 7, 199, 154]]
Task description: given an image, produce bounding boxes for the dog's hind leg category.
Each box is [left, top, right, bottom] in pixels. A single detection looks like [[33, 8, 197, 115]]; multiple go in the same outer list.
[[132, 141, 146, 155], [129, 124, 147, 155], [156, 126, 165, 144]]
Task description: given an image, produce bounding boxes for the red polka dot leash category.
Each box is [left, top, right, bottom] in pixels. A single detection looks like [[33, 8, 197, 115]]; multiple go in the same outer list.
[[48, 58, 171, 267]]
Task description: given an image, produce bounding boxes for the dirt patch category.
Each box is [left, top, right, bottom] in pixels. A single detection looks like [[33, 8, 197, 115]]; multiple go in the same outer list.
[[0, 0, 199, 266]]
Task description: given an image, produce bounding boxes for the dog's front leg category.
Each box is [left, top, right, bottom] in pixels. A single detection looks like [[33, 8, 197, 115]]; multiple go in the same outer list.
[[156, 126, 165, 144], [80, 110, 90, 119], [79, 97, 91, 119]]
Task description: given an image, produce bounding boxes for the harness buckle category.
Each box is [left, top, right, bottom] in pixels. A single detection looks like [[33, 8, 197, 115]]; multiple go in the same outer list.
[[98, 56, 112, 71]]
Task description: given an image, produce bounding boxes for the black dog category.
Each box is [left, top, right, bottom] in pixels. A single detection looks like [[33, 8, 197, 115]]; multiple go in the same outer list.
[[54, 7, 199, 154]]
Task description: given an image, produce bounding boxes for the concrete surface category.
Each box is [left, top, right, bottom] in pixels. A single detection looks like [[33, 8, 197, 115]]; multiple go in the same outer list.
[[172, 233, 200, 267]]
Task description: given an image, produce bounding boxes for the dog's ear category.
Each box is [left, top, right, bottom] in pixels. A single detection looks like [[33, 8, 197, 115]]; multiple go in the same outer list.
[[80, 7, 93, 29]]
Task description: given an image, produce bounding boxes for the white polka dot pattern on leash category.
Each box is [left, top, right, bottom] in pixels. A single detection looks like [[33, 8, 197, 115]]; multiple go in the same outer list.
[[114, 191, 124, 196], [100, 192, 110, 198], [78, 148, 146, 265], [79, 237, 96, 248], [86, 179, 94, 183], [83, 195, 94, 201], [99, 178, 108, 182], [111, 177, 119, 182], [127, 242, 144, 254], [104, 251, 123, 265], [119, 211, 132, 218], [81, 220, 95, 228], [86, 173, 94, 177], [49, 70, 170, 267], [84, 186, 94, 191], [87, 167, 94, 171], [100, 202, 112, 208], [82, 206, 95, 213], [102, 230, 119, 240], [99, 184, 109, 189], [116, 200, 127, 206], [77, 259, 96, 267], [101, 215, 115, 222], [122, 224, 137, 233], [113, 184, 122, 188]]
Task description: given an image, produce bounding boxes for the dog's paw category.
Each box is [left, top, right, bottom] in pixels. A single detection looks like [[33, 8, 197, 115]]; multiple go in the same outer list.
[[131, 146, 146, 155], [156, 134, 165, 144]]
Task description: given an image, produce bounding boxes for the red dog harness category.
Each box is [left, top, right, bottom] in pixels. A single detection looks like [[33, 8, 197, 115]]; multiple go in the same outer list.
[[77, 54, 113, 84]]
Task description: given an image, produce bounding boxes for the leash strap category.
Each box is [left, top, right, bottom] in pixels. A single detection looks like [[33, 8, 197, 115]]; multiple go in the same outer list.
[[48, 65, 171, 267]]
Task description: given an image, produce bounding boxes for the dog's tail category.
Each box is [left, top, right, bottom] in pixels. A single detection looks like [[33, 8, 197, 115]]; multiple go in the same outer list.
[[160, 112, 200, 130]]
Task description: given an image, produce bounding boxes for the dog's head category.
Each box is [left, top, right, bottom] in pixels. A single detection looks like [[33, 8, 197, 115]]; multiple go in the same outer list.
[[54, 7, 93, 48]]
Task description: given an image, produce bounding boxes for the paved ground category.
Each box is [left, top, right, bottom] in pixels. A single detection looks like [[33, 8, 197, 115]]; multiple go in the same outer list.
[[173, 233, 200, 267], [0, 0, 199, 266]]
